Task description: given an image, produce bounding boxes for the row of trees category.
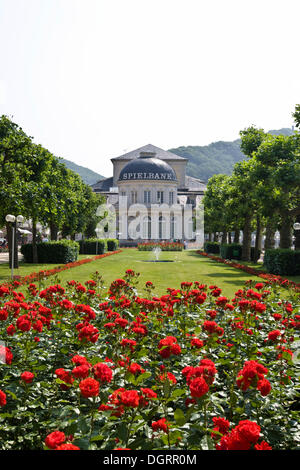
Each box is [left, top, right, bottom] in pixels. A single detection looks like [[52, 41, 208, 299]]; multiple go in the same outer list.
[[0, 115, 104, 265], [203, 105, 300, 261]]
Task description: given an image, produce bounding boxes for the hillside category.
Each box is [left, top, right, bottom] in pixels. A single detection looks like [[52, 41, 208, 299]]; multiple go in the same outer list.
[[169, 128, 294, 182], [59, 158, 104, 185]]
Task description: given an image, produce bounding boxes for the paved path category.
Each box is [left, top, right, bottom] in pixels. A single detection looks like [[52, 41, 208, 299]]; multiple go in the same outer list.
[[0, 252, 23, 264]]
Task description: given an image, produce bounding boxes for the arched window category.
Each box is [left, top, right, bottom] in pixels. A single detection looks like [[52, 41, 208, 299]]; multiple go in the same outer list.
[[170, 216, 175, 240], [142, 216, 151, 239], [159, 216, 166, 239]]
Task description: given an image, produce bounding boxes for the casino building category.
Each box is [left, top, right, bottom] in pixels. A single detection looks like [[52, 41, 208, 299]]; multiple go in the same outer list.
[[91, 144, 206, 245]]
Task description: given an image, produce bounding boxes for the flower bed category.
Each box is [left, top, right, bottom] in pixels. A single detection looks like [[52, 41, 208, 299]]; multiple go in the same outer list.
[[197, 250, 300, 293], [0, 250, 122, 293], [0, 268, 299, 451], [138, 242, 184, 251]]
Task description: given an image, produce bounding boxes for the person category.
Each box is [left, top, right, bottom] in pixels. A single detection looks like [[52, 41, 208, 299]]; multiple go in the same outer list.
[[183, 240, 188, 250]]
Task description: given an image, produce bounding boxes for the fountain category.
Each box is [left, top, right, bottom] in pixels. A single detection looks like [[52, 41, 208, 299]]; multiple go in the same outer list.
[[153, 246, 161, 262], [143, 246, 175, 262]]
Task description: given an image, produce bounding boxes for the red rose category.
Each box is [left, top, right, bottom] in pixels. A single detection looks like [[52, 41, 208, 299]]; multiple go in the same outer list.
[[72, 364, 90, 379], [189, 376, 209, 398], [0, 309, 8, 321], [21, 371, 35, 384], [268, 330, 281, 341], [257, 378, 271, 396], [79, 377, 100, 398], [16, 314, 31, 332], [0, 346, 13, 365], [56, 443, 80, 450], [152, 417, 169, 433], [55, 368, 74, 385], [45, 431, 66, 449], [93, 363, 113, 383], [254, 440, 272, 450], [120, 390, 140, 407], [0, 390, 7, 407]]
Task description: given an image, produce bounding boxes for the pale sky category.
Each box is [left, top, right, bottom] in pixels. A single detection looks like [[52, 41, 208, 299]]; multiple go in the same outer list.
[[0, 0, 299, 177]]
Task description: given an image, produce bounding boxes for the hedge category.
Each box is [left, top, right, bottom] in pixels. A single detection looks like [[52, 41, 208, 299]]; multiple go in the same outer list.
[[106, 239, 119, 251], [203, 242, 220, 254], [220, 243, 242, 260], [79, 238, 107, 255], [219, 244, 261, 262], [137, 242, 183, 251], [21, 240, 79, 264], [264, 249, 300, 276]]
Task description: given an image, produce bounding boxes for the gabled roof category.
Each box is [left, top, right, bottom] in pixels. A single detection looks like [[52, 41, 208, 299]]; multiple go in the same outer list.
[[111, 144, 187, 161]]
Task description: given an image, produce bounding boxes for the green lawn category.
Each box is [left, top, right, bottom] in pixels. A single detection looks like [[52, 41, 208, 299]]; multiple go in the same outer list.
[[0, 249, 286, 299], [1, 249, 299, 299]]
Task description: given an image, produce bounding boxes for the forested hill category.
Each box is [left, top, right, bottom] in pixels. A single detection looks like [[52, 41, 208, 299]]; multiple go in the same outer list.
[[59, 158, 104, 185], [169, 128, 295, 182]]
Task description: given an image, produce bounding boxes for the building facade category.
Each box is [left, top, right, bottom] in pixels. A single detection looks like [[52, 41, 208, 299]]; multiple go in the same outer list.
[[91, 144, 206, 245]]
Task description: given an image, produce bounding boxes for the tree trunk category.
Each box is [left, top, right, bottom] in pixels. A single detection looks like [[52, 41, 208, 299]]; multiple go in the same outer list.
[[221, 231, 227, 244], [32, 219, 38, 263], [294, 215, 300, 250], [253, 216, 263, 262], [242, 216, 252, 261], [279, 213, 293, 249], [234, 230, 240, 243], [208, 232, 212, 242], [264, 219, 276, 250], [7, 221, 19, 270], [50, 222, 58, 241], [227, 232, 232, 244]]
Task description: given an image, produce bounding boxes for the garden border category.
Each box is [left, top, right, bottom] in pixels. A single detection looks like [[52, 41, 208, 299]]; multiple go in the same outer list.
[[0, 250, 122, 292], [197, 250, 300, 292]]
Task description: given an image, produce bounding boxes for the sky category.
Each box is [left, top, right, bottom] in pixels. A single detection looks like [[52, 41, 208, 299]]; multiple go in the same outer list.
[[0, 0, 299, 178]]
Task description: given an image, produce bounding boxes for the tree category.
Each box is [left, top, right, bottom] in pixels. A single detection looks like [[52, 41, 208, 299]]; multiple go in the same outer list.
[[255, 133, 300, 248], [292, 104, 300, 129], [0, 115, 33, 268], [203, 174, 232, 242]]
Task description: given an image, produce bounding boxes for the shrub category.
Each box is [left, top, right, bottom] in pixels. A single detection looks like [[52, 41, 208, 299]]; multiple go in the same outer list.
[[137, 242, 183, 251], [264, 249, 300, 276], [79, 238, 107, 255], [251, 247, 261, 263], [21, 240, 79, 264], [106, 239, 119, 251], [204, 242, 220, 254], [220, 243, 242, 260]]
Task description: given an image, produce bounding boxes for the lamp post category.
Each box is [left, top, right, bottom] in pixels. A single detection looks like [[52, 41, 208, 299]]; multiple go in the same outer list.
[[5, 214, 24, 279], [95, 227, 101, 255]]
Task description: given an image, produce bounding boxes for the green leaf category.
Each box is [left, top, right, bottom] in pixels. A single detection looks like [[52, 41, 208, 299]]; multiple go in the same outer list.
[[174, 408, 186, 426], [136, 372, 152, 385], [117, 422, 128, 443], [171, 388, 186, 398]]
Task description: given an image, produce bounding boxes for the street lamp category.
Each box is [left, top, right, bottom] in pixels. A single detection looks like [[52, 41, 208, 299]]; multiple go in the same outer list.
[[293, 222, 300, 231], [95, 227, 102, 255], [5, 214, 24, 279]]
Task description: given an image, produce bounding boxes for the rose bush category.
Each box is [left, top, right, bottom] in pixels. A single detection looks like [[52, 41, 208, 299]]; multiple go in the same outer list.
[[0, 270, 299, 450]]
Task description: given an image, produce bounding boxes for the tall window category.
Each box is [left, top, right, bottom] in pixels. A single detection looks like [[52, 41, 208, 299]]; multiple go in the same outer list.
[[157, 191, 164, 204], [159, 216, 166, 239], [169, 192, 174, 205], [144, 190, 151, 204], [170, 216, 175, 239], [131, 191, 137, 204], [142, 216, 151, 239]]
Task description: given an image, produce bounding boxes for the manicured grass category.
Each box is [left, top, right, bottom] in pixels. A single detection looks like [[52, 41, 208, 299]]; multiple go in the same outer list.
[[1, 250, 298, 299], [0, 255, 93, 283]]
